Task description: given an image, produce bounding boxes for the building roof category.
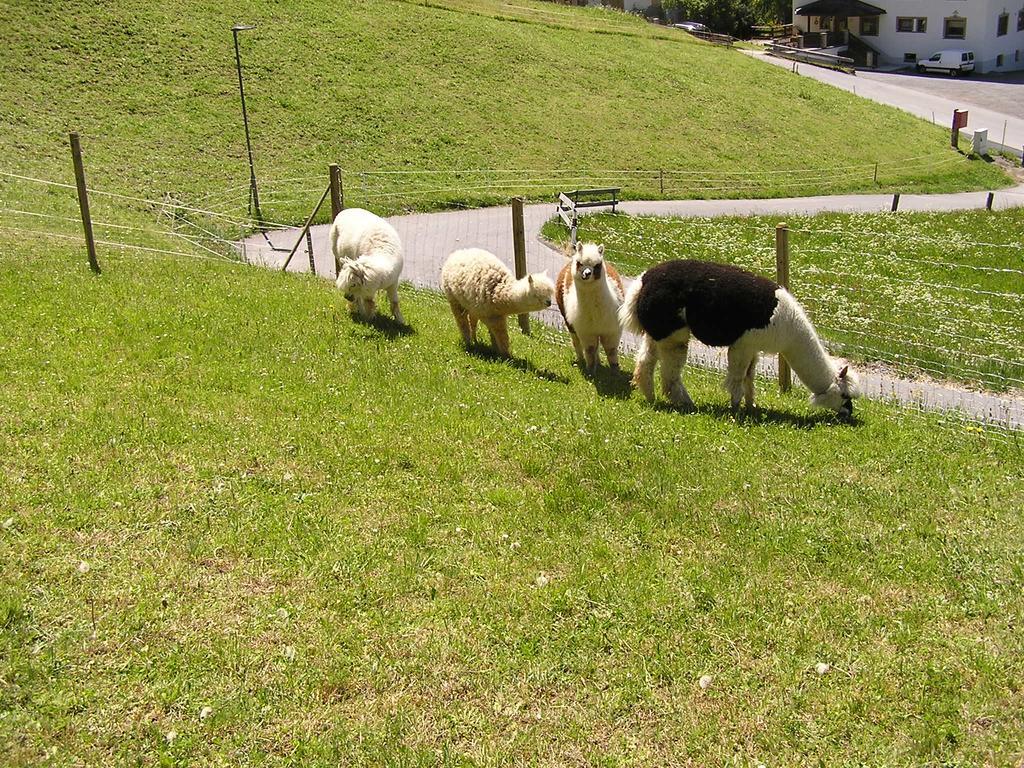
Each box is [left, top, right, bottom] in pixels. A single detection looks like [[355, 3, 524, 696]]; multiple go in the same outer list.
[[794, 0, 886, 16]]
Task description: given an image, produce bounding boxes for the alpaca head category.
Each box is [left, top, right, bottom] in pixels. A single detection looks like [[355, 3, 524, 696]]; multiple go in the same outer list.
[[523, 271, 555, 311], [572, 242, 606, 284], [810, 363, 861, 418], [336, 261, 367, 300]]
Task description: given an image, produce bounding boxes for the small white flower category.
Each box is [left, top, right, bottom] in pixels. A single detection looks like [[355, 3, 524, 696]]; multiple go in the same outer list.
[[77, 560, 90, 574], [275, 608, 289, 621], [535, 573, 549, 588], [283, 471, 294, 482], [283, 645, 296, 661], [815, 662, 831, 676], [165, 730, 178, 744], [2, 517, 13, 530], [510, 541, 521, 551], [199, 706, 213, 721], [698, 674, 713, 690]]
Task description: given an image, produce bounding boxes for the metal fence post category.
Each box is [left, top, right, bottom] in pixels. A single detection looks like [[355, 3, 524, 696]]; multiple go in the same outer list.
[[775, 222, 791, 393], [511, 197, 529, 335], [69, 132, 101, 274], [891, 193, 900, 212]]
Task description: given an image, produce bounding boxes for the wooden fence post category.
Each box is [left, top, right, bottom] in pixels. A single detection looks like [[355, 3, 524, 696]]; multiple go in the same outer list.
[[329, 163, 343, 220], [951, 109, 964, 149], [69, 132, 100, 274], [511, 197, 529, 335], [775, 222, 791, 393]]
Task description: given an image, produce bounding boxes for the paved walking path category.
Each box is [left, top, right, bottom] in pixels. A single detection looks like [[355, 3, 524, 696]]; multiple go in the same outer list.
[[242, 188, 1024, 431]]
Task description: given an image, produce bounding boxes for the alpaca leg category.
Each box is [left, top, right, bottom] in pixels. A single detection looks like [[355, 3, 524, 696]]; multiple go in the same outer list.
[[569, 330, 586, 367], [582, 336, 599, 376], [447, 298, 473, 345], [725, 346, 756, 412], [658, 338, 693, 408], [365, 296, 377, 318], [744, 354, 759, 410], [387, 284, 405, 325], [469, 315, 479, 343], [482, 316, 509, 356], [603, 334, 621, 371], [632, 334, 658, 402]]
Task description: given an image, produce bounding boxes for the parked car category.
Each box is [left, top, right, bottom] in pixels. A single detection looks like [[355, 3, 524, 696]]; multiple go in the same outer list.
[[916, 50, 975, 76], [673, 21, 709, 33]]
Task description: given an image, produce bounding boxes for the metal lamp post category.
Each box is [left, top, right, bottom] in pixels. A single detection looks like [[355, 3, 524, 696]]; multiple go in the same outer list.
[[232, 23, 263, 228]]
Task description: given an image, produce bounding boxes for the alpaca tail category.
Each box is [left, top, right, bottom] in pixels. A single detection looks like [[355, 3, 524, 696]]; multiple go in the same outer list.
[[618, 273, 645, 335]]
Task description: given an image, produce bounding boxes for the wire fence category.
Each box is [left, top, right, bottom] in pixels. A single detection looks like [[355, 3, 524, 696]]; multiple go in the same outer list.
[[3, 163, 1022, 435], [566, 211, 1024, 435]]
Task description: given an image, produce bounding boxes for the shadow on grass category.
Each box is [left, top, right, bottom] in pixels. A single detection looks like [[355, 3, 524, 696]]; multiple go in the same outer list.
[[588, 365, 633, 400], [465, 343, 570, 384], [652, 399, 861, 429], [351, 313, 416, 340]]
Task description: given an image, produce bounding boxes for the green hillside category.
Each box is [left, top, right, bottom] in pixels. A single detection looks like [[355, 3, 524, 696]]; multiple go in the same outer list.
[[0, 0, 1008, 229], [2, 246, 1023, 765]]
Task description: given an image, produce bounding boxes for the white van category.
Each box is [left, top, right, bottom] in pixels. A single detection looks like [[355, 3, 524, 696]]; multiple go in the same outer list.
[[917, 50, 975, 76]]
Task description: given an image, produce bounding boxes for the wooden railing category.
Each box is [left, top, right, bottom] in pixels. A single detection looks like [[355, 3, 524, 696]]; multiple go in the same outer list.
[[765, 42, 855, 72]]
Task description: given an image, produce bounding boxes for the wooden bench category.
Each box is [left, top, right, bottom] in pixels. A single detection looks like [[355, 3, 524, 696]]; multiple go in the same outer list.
[[556, 187, 622, 246], [556, 187, 621, 231]]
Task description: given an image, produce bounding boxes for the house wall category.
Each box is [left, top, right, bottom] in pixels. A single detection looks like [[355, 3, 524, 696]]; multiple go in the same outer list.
[[793, 0, 1024, 72]]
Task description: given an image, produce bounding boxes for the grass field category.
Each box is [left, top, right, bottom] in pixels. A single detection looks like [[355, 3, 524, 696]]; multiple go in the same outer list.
[[542, 209, 1024, 391], [2, 246, 1024, 766], [0, 0, 1009, 235], [3, 0, 1024, 764]]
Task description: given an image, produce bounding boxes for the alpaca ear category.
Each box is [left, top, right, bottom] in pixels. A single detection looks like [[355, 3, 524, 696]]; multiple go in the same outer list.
[[598, 244, 605, 256], [838, 365, 849, 379], [528, 274, 534, 286]]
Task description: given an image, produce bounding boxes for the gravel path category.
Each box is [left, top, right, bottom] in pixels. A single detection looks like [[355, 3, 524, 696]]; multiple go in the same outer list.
[[241, 190, 1024, 431]]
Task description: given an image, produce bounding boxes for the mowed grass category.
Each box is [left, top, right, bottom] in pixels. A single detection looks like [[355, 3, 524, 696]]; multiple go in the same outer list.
[[0, 0, 1009, 234], [543, 209, 1024, 391], [2, 246, 1024, 766]]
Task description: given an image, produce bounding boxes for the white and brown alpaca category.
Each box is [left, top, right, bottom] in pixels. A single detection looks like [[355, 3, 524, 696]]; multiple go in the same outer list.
[[555, 242, 625, 374], [330, 207, 405, 324], [619, 259, 860, 417], [440, 248, 555, 357]]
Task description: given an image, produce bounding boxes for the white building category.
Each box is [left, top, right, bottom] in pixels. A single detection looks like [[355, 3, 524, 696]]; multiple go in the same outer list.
[[792, 0, 1024, 72]]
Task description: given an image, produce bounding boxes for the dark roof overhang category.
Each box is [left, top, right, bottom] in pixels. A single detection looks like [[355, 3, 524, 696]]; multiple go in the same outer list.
[[795, 0, 886, 16]]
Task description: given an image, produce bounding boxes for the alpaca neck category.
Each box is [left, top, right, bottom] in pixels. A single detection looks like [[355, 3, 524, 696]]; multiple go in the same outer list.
[[491, 277, 532, 314], [580, 275, 616, 305], [778, 293, 837, 395], [783, 322, 837, 395]]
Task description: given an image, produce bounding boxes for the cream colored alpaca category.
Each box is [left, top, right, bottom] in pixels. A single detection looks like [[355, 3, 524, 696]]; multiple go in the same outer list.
[[555, 242, 625, 374], [440, 248, 555, 357]]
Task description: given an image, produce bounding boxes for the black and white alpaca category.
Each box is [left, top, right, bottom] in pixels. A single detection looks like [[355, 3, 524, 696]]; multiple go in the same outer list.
[[619, 259, 860, 416]]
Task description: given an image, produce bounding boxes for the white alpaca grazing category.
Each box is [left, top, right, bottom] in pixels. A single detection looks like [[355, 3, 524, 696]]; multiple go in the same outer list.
[[330, 207, 405, 324], [619, 259, 860, 417], [555, 242, 625, 374], [440, 248, 555, 357]]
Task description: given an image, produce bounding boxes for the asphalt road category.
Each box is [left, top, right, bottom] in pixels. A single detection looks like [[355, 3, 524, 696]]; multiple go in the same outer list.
[[746, 49, 1024, 154]]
